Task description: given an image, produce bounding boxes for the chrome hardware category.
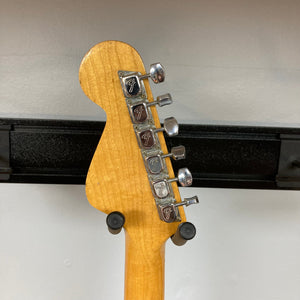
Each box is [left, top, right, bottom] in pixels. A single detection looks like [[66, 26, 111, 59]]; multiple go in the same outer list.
[[121, 73, 142, 97], [137, 129, 156, 149], [147, 93, 172, 107], [161, 146, 186, 160], [158, 203, 180, 223], [131, 103, 149, 123], [119, 65, 199, 226], [146, 146, 185, 174], [137, 118, 179, 149], [152, 180, 170, 198], [168, 167, 193, 187], [154, 117, 179, 137], [158, 196, 199, 223], [130, 94, 172, 124], [152, 168, 192, 198], [139, 63, 165, 84], [174, 196, 199, 207], [146, 155, 164, 174], [120, 63, 164, 98]]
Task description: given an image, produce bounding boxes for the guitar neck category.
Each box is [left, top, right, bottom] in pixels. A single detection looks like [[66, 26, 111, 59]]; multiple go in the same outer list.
[[125, 232, 165, 300]]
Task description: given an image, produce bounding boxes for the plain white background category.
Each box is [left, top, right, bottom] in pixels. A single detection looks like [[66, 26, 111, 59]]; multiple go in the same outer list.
[[1, 0, 300, 299]]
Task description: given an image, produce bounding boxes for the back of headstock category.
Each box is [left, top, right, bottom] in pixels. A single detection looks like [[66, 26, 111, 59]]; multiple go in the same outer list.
[[79, 41, 199, 300]]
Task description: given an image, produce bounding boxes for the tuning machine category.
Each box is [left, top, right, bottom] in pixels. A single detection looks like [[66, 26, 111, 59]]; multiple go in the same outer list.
[[158, 196, 199, 223], [121, 63, 165, 97], [146, 146, 186, 174], [148, 93, 172, 107], [168, 167, 193, 187], [130, 93, 173, 124], [139, 63, 165, 84], [154, 117, 178, 137], [152, 168, 193, 199], [162, 145, 185, 160], [137, 117, 179, 149]]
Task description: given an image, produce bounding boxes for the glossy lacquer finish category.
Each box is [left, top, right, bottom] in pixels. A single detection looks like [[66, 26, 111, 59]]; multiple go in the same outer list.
[[79, 41, 186, 300]]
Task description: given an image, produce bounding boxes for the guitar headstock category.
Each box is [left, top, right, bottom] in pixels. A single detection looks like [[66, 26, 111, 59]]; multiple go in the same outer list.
[[79, 40, 198, 247]]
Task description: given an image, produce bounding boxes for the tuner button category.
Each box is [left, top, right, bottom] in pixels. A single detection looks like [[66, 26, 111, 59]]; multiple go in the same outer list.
[[106, 211, 125, 235], [168, 167, 193, 187], [177, 168, 193, 186], [146, 146, 185, 174], [156, 93, 172, 106], [139, 63, 165, 83], [171, 146, 186, 160], [150, 63, 165, 83], [147, 93, 173, 108], [161, 145, 186, 161], [154, 117, 179, 137], [175, 196, 199, 208], [171, 222, 196, 246]]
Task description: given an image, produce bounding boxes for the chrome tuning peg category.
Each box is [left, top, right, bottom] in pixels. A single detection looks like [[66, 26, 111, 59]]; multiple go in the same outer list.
[[147, 93, 172, 107], [146, 146, 186, 174], [158, 196, 199, 223], [162, 145, 185, 160], [139, 63, 165, 84], [169, 167, 193, 187], [152, 168, 192, 199], [120, 63, 164, 98], [154, 117, 178, 137], [137, 118, 178, 149], [130, 94, 172, 124], [174, 196, 199, 207]]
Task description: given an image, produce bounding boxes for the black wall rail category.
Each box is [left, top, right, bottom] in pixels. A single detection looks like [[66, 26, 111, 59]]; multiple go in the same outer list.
[[1, 118, 300, 190]]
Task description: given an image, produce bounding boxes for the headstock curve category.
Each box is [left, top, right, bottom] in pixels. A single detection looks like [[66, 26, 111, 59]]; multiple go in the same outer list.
[[79, 40, 186, 245]]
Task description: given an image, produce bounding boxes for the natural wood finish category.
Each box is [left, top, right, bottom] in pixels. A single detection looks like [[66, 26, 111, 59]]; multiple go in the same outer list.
[[79, 41, 186, 300]]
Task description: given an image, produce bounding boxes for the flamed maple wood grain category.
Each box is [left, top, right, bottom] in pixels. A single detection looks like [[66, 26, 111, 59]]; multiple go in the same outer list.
[[79, 40, 186, 300]]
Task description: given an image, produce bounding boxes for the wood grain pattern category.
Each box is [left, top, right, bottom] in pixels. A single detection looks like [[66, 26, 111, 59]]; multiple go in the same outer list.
[[79, 40, 186, 300]]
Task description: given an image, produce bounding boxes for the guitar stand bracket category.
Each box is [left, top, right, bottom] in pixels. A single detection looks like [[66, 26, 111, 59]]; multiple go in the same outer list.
[[1, 118, 300, 190], [0, 125, 11, 181], [106, 211, 125, 235], [171, 222, 197, 246], [276, 134, 300, 189]]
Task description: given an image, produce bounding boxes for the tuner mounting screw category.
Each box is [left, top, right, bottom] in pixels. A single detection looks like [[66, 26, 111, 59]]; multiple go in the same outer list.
[[106, 211, 125, 235]]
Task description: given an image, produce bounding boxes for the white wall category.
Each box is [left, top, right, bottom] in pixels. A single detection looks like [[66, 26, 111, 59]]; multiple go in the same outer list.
[[1, 0, 300, 299], [1, 185, 300, 300], [1, 0, 300, 125]]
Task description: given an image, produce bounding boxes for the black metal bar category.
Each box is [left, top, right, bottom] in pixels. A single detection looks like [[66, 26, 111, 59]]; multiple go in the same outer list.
[[276, 134, 300, 188], [0, 125, 11, 180], [0, 118, 300, 190]]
